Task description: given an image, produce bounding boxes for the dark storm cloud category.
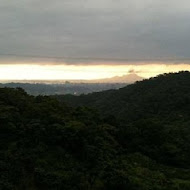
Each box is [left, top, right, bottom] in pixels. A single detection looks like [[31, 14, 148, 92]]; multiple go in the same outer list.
[[0, 0, 190, 64]]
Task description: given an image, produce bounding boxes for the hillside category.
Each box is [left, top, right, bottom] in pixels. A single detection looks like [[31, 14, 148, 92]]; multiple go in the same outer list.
[[1, 72, 190, 189], [58, 71, 190, 122], [0, 74, 143, 96], [57, 71, 190, 167], [0, 82, 126, 95]]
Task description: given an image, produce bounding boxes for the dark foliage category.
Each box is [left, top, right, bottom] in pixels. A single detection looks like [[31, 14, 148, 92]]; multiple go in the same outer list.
[[58, 71, 190, 167], [1, 71, 190, 189]]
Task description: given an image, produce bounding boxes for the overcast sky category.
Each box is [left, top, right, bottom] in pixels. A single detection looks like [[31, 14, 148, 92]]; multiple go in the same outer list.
[[0, 0, 190, 65]]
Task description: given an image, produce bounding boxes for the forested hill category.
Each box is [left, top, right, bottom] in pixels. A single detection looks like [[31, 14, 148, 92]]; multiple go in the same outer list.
[[56, 71, 190, 173], [57, 71, 190, 123], [1, 72, 190, 189]]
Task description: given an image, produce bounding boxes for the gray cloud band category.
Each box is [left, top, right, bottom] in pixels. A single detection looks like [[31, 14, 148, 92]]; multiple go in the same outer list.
[[0, 0, 190, 65]]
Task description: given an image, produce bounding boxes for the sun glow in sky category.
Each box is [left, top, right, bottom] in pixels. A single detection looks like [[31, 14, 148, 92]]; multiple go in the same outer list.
[[0, 62, 190, 80], [1, 0, 190, 81]]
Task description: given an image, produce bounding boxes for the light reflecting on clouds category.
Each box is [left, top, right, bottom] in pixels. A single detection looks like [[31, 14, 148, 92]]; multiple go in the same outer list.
[[0, 63, 190, 80]]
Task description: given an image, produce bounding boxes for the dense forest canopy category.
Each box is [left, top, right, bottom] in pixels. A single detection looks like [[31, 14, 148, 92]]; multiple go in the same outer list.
[[0, 71, 190, 189], [58, 71, 190, 121]]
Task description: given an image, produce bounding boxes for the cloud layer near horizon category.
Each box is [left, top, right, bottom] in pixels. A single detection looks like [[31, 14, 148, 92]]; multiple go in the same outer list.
[[0, 63, 190, 80], [0, 0, 190, 65]]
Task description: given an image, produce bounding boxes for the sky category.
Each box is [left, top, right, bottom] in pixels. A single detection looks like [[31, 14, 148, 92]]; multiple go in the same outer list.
[[0, 0, 190, 80]]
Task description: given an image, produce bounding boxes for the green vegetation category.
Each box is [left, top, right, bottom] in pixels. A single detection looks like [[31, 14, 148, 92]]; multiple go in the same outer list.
[[1, 71, 190, 189]]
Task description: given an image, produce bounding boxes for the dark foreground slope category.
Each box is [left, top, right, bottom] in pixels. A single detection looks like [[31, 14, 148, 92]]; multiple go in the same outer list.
[[58, 72, 190, 165], [1, 72, 190, 189], [57, 71, 190, 123]]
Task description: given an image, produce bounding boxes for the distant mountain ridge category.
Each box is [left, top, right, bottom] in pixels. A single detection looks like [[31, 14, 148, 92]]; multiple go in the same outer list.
[[90, 73, 144, 83], [0, 73, 144, 84]]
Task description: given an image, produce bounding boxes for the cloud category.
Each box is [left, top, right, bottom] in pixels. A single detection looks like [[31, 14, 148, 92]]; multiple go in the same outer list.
[[128, 69, 136, 74], [0, 0, 190, 65]]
